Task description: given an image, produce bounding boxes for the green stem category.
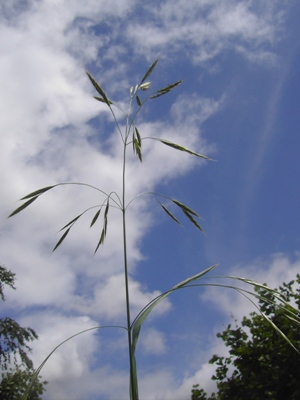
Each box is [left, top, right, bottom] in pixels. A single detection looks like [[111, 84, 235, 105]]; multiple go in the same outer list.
[[122, 97, 138, 400]]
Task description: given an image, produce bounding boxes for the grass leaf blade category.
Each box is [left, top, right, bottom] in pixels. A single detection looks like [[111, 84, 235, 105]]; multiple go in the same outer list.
[[8, 196, 39, 218], [135, 127, 141, 145], [140, 59, 159, 84], [150, 80, 183, 99], [60, 214, 82, 231], [86, 72, 111, 106], [136, 95, 142, 107], [172, 199, 199, 217], [21, 186, 56, 200], [183, 210, 203, 231], [52, 228, 71, 252], [90, 209, 101, 228], [160, 204, 181, 225], [131, 265, 217, 351], [160, 139, 211, 160], [94, 229, 105, 254]]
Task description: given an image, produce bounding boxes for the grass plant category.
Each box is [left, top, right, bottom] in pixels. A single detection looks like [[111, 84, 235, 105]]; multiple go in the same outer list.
[[9, 60, 300, 400]]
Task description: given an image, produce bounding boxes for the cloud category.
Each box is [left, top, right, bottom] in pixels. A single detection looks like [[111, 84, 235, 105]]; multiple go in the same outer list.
[[0, 1, 293, 399], [126, 0, 285, 64], [200, 252, 300, 323], [140, 328, 168, 355]]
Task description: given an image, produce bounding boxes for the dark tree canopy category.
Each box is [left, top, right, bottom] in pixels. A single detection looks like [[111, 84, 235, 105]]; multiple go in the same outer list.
[[0, 265, 15, 301], [0, 263, 47, 399], [192, 274, 300, 400]]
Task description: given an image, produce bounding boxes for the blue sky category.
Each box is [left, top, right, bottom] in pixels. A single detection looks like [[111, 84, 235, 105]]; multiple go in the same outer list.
[[1, 1, 300, 399]]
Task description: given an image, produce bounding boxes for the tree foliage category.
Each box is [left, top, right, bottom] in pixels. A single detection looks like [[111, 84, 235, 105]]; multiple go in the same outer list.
[[0, 264, 47, 399], [192, 274, 300, 400]]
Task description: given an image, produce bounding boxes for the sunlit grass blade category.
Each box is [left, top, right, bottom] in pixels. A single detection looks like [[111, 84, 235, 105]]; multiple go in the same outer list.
[[90, 209, 101, 228], [140, 59, 159, 84], [150, 80, 183, 99], [160, 139, 211, 160], [86, 71, 112, 106], [8, 196, 38, 218], [160, 204, 181, 225], [52, 227, 71, 252], [261, 311, 300, 354], [130, 265, 217, 400], [131, 265, 217, 353]]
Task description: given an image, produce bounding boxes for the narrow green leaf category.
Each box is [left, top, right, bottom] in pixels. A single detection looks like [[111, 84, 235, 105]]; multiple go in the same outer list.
[[183, 210, 203, 231], [131, 265, 217, 351], [135, 127, 141, 146], [90, 209, 101, 228], [140, 59, 159, 84], [94, 229, 105, 254], [52, 228, 71, 252], [160, 204, 181, 225], [60, 214, 82, 231], [86, 71, 111, 106], [94, 96, 113, 105], [20, 186, 56, 200], [130, 264, 217, 400], [133, 139, 142, 162], [156, 80, 183, 93], [103, 215, 108, 234], [8, 196, 38, 218], [104, 201, 109, 219], [260, 312, 300, 354], [150, 80, 183, 99], [172, 199, 199, 217], [160, 139, 210, 160], [136, 95, 142, 107]]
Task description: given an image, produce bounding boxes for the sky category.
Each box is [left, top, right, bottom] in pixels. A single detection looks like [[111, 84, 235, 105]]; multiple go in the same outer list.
[[0, 1, 300, 399]]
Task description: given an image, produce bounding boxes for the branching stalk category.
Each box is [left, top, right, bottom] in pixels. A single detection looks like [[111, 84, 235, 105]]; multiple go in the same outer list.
[[122, 95, 137, 399]]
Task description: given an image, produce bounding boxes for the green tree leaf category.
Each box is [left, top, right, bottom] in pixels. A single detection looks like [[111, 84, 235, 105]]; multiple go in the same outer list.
[[192, 274, 300, 400]]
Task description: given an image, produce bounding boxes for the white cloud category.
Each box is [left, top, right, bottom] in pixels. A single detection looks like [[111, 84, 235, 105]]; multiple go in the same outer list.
[[126, 0, 285, 64], [201, 252, 300, 323], [140, 328, 167, 355], [0, 1, 293, 399]]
